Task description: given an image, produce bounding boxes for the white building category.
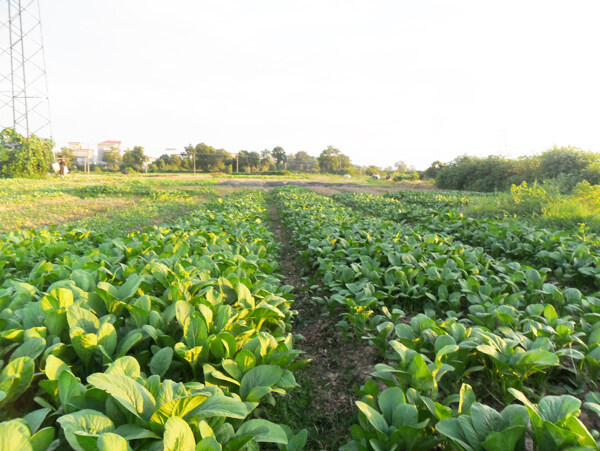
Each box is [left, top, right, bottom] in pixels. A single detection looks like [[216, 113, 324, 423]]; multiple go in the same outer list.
[[97, 140, 122, 164], [68, 142, 94, 167]]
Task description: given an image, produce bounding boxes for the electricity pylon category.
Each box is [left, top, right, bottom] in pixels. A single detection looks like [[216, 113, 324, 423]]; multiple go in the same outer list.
[[0, 0, 52, 138]]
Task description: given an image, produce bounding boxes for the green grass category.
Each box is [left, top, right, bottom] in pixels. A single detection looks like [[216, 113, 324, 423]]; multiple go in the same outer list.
[[70, 197, 203, 237], [261, 367, 357, 450], [466, 182, 600, 233]]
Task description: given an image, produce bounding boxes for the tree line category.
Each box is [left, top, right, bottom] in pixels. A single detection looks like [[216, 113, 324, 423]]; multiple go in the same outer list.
[[149, 144, 357, 174], [3, 127, 600, 193], [427, 146, 600, 193]]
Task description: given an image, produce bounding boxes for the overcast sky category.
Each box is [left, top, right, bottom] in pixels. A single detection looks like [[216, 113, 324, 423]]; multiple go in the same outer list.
[[40, 1, 600, 169]]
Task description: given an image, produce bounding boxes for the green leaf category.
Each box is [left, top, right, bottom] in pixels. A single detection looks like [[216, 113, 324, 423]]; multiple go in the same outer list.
[[235, 350, 256, 373], [196, 436, 222, 451], [0, 419, 32, 451], [71, 269, 96, 292], [97, 321, 118, 357], [470, 403, 503, 440], [98, 432, 128, 451], [87, 373, 156, 421], [150, 348, 174, 378], [392, 403, 420, 427], [115, 424, 160, 440], [481, 426, 527, 451], [118, 275, 145, 299], [116, 331, 143, 357], [175, 301, 194, 327], [459, 384, 476, 415], [57, 409, 115, 451], [11, 337, 46, 362], [44, 355, 70, 380], [150, 394, 209, 426], [184, 316, 208, 348], [164, 416, 196, 451], [71, 333, 98, 366], [245, 386, 272, 403], [30, 427, 56, 451], [0, 356, 35, 404], [235, 419, 288, 444], [67, 305, 100, 332], [187, 396, 249, 420], [377, 387, 406, 425], [537, 395, 581, 423], [239, 365, 283, 400], [287, 429, 308, 451], [436, 417, 477, 451], [236, 284, 255, 309], [516, 349, 559, 375], [58, 371, 84, 411], [105, 356, 141, 378], [356, 401, 388, 434], [23, 407, 52, 434]]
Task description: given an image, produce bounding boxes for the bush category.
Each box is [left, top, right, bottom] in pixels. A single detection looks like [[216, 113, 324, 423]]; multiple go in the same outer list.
[[435, 147, 600, 193], [0, 128, 54, 178]]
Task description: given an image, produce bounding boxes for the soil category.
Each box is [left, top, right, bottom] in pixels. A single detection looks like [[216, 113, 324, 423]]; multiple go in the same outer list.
[[218, 179, 433, 195], [265, 196, 378, 450]]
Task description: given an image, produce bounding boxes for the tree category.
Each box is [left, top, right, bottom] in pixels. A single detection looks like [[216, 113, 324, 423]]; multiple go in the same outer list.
[[103, 147, 122, 170], [122, 146, 147, 171], [317, 146, 352, 173], [423, 161, 444, 180], [260, 149, 272, 171], [248, 151, 261, 172], [56, 146, 76, 164], [184, 143, 230, 172], [394, 161, 410, 172], [153, 153, 184, 171], [288, 151, 318, 172], [0, 128, 54, 177], [272, 146, 287, 169]]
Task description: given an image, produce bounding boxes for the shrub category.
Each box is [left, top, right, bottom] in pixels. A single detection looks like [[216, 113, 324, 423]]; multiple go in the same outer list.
[[0, 128, 54, 178]]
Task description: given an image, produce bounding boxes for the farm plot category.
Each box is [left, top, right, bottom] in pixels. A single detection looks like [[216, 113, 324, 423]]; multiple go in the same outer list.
[[274, 186, 600, 450], [0, 178, 216, 232], [0, 191, 307, 450], [335, 191, 600, 294]]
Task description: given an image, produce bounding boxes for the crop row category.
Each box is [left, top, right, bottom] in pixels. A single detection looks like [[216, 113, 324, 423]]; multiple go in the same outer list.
[[334, 191, 600, 294], [385, 190, 490, 209], [274, 186, 600, 450], [0, 192, 306, 450]]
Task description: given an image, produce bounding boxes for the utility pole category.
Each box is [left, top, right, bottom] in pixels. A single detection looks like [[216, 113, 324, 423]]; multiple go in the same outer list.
[[0, 0, 52, 138], [193, 148, 196, 174], [86, 143, 91, 174]]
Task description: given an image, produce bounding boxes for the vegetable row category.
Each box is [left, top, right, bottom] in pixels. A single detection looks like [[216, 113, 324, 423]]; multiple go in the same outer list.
[[274, 186, 600, 450], [0, 191, 306, 450], [335, 191, 600, 294]]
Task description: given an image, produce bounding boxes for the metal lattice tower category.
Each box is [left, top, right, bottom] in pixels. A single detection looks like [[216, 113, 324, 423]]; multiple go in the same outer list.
[[0, 0, 51, 138]]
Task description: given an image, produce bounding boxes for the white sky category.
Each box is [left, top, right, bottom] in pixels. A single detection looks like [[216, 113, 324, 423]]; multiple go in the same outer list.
[[40, 1, 600, 169]]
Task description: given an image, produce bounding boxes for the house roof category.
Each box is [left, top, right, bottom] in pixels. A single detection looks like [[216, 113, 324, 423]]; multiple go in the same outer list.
[[98, 140, 121, 145]]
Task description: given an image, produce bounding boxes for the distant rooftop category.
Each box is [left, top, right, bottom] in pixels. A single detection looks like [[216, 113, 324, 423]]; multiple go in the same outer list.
[[98, 140, 121, 144]]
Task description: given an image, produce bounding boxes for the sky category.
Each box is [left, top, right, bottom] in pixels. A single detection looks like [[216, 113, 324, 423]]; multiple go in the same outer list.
[[36, 0, 600, 169]]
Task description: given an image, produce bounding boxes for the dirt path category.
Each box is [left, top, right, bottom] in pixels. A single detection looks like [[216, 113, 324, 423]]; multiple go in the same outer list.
[[265, 195, 377, 450], [218, 179, 433, 194]]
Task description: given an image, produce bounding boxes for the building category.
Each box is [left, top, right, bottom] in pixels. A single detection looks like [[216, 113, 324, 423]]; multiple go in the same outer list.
[[68, 142, 94, 167], [97, 140, 122, 164]]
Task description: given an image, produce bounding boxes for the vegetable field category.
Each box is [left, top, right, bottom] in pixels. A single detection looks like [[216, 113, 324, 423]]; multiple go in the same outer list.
[[1, 185, 600, 450]]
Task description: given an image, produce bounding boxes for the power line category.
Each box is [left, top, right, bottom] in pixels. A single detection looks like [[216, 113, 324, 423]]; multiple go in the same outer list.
[[0, 0, 51, 138]]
